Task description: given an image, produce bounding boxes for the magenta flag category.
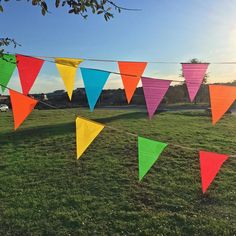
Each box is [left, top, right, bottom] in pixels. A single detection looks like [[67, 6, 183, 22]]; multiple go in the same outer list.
[[182, 63, 209, 102], [141, 77, 171, 119]]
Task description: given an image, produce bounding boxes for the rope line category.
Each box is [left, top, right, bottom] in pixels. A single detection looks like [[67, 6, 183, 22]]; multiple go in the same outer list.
[[1, 53, 228, 85], [0, 82, 235, 157], [5, 52, 236, 64]]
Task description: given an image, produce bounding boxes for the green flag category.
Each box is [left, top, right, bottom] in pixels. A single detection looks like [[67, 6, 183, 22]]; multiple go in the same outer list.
[[138, 136, 167, 181], [0, 54, 16, 92]]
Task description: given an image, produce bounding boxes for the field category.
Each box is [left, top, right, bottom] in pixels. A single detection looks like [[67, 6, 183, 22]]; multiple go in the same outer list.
[[0, 108, 236, 235]]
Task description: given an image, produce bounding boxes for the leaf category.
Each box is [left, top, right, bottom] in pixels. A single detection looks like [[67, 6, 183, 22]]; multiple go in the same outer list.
[[0, 49, 4, 58], [91, 5, 95, 13], [41, 8, 46, 16], [55, 0, 60, 8], [0, 5, 3, 12], [41, 1, 48, 11], [81, 4, 85, 12], [32, 0, 38, 6]]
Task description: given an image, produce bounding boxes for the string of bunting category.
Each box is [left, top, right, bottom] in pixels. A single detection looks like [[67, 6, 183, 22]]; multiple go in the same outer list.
[[1, 53, 236, 194], [0, 82, 233, 194], [1, 53, 236, 123], [6, 52, 236, 64]]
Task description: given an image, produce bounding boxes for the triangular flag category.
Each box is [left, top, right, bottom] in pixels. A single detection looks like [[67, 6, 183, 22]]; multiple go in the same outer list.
[[182, 63, 209, 102], [9, 89, 38, 130], [0, 54, 16, 92], [80, 68, 110, 111], [141, 77, 171, 119], [199, 151, 228, 193], [55, 58, 83, 100], [76, 117, 104, 159], [118, 62, 147, 103], [138, 136, 167, 181], [209, 85, 236, 125], [16, 54, 44, 95]]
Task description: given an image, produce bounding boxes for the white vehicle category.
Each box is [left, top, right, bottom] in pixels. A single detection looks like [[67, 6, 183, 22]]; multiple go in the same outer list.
[[0, 104, 9, 112]]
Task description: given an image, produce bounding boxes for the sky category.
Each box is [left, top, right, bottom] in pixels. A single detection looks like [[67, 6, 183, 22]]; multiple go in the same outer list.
[[2, 0, 236, 93]]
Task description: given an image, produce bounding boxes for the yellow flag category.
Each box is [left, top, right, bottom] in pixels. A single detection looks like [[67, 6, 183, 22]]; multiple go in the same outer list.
[[76, 117, 104, 159], [55, 58, 83, 100]]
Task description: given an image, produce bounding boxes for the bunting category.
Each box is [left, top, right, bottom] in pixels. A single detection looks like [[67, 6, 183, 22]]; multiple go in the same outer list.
[[9, 89, 38, 130], [199, 151, 228, 193], [55, 58, 83, 100], [209, 85, 236, 125], [0, 54, 16, 92], [118, 62, 147, 103], [1, 53, 236, 190], [80, 68, 110, 111], [182, 63, 209, 102], [141, 77, 171, 119], [76, 117, 104, 159], [16, 54, 44, 95], [138, 136, 167, 181]]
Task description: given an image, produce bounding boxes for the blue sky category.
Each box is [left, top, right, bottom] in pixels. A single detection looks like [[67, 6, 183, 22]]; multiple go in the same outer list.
[[1, 0, 236, 93]]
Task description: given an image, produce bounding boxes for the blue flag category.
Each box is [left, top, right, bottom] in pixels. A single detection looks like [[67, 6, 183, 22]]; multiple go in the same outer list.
[[80, 68, 110, 111]]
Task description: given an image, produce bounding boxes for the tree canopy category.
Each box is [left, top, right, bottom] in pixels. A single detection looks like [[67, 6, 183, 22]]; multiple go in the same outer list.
[[0, 0, 139, 56], [0, 0, 139, 20]]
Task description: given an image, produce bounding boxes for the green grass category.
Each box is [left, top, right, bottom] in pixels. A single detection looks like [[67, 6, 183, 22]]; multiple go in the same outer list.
[[0, 108, 236, 235]]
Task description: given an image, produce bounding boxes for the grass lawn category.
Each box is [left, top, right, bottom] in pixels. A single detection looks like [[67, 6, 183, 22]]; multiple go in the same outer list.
[[0, 108, 236, 235]]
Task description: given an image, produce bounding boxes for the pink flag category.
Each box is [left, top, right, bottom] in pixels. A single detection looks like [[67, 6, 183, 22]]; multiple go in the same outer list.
[[141, 77, 171, 119], [182, 63, 209, 102]]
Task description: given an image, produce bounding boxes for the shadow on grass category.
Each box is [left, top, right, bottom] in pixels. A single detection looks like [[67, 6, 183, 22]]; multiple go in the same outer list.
[[0, 112, 148, 141], [94, 111, 154, 123], [95, 110, 212, 123], [0, 110, 209, 142], [166, 111, 211, 117], [0, 122, 75, 142], [0, 110, 212, 143]]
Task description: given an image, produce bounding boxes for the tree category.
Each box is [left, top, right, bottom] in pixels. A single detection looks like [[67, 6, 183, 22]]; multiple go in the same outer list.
[[0, 38, 20, 57], [0, 0, 140, 56]]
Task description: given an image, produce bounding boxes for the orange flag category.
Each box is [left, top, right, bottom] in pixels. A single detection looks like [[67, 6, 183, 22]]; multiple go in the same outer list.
[[118, 62, 147, 103], [9, 90, 38, 130], [209, 85, 236, 125]]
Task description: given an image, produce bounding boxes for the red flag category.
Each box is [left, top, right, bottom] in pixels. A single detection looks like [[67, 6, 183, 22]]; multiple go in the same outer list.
[[199, 151, 228, 193], [209, 85, 236, 125], [9, 89, 38, 130], [118, 62, 147, 103], [16, 54, 44, 95]]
